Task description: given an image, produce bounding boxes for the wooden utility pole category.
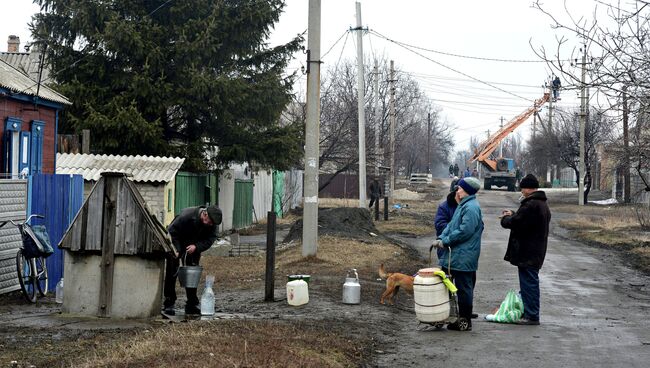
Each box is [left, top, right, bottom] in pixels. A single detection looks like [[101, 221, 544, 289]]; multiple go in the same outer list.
[[622, 86, 630, 203], [355, 1, 367, 208], [373, 61, 380, 176], [578, 48, 587, 206], [389, 60, 396, 198], [302, 0, 321, 257]]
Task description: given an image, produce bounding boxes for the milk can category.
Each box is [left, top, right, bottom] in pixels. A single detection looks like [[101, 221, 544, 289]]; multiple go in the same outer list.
[[342, 269, 361, 304]]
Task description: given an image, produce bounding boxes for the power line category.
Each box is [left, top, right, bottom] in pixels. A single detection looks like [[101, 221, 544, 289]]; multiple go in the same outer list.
[[321, 30, 349, 59], [367, 30, 550, 63], [368, 29, 534, 103]]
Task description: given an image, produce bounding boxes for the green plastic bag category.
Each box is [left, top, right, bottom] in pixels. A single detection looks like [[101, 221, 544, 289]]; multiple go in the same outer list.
[[486, 289, 524, 323]]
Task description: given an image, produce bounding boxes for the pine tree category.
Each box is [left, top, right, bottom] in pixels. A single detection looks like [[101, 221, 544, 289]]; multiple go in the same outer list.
[[31, 0, 303, 171]]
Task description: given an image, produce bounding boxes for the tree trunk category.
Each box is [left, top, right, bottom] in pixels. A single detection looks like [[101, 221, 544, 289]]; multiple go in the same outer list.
[[622, 87, 631, 203]]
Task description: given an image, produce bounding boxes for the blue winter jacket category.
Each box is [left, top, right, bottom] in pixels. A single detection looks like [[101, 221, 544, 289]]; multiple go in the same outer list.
[[437, 194, 484, 272], [435, 192, 457, 236]]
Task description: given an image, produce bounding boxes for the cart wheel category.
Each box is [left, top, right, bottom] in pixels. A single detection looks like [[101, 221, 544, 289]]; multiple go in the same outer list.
[[433, 322, 445, 329], [457, 318, 471, 331], [16, 249, 37, 303], [35, 257, 48, 297]]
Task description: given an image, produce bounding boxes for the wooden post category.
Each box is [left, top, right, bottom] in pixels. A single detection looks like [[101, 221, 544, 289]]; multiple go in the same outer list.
[[82, 129, 90, 154], [98, 173, 119, 317], [265, 211, 277, 302], [383, 196, 389, 221]]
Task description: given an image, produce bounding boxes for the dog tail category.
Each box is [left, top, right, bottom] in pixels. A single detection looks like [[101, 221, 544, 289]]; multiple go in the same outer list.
[[378, 263, 389, 279]]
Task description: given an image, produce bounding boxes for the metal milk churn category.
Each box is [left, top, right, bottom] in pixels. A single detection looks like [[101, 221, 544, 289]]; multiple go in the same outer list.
[[342, 269, 361, 304]]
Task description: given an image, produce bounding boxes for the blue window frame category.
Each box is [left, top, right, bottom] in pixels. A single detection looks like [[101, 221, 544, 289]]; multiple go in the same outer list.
[[3, 117, 22, 177], [30, 121, 45, 174]]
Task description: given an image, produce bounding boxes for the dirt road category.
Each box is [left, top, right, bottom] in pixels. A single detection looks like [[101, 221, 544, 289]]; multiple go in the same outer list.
[[378, 188, 650, 367]]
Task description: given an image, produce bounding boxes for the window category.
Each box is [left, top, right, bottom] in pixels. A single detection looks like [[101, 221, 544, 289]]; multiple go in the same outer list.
[[30, 121, 44, 174], [3, 117, 22, 178]]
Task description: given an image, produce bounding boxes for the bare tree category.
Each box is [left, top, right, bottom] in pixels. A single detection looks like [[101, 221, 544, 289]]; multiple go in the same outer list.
[[533, 0, 650, 197]]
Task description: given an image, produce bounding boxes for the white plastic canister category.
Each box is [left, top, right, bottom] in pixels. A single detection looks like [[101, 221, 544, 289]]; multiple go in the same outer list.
[[413, 267, 450, 323], [287, 279, 309, 306]]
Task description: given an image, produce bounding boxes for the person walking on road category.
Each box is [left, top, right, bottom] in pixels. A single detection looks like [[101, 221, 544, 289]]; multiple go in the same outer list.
[[500, 174, 551, 325], [163, 205, 222, 315], [448, 164, 454, 178], [430, 177, 484, 331], [368, 177, 383, 209], [453, 163, 459, 177]]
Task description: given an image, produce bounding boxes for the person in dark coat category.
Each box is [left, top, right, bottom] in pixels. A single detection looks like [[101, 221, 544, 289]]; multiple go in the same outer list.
[[500, 174, 551, 325], [453, 163, 459, 177], [368, 177, 383, 208], [163, 205, 222, 315], [448, 165, 454, 177]]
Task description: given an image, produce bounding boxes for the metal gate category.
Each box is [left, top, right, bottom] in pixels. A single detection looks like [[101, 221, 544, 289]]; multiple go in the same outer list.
[[174, 172, 218, 216], [0, 179, 27, 294], [28, 174, 84, 291], [233, 179, 253, 229]]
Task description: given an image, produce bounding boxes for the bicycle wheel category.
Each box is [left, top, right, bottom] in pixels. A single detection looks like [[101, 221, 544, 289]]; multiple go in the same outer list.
[[35, 257, 48, 297], [15, 249, 37, 303]]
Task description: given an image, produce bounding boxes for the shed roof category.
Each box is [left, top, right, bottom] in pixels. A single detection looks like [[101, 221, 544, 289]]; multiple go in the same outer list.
[[56, 153, 185, 183], [0, 58, 70, 105]]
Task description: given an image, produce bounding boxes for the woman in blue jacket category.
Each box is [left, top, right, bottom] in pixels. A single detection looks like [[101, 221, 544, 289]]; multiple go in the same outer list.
[[430, 177, 483, 331]]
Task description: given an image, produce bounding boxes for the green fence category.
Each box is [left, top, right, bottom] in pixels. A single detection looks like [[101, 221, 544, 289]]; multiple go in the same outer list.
[[233, 179, 254, 229], [174, 171, 218, 216]]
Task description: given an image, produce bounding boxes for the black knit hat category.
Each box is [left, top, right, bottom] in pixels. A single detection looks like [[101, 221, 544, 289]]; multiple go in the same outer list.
[[206, 205, 222, 225], [519, 174, 539, 189]]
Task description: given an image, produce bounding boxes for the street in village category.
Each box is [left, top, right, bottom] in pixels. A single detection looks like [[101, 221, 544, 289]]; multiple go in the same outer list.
[[1, 181, 649, 367]]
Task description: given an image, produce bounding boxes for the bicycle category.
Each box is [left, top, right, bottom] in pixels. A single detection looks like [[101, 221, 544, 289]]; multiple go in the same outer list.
[[0, 214, 53, 303]]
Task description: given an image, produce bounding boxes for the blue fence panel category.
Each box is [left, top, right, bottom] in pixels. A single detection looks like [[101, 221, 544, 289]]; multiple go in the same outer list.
[[28, 174, 84, 291]]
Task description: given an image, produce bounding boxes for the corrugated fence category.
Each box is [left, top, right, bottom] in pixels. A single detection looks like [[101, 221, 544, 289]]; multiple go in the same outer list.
[[28, 174, 83, 291]]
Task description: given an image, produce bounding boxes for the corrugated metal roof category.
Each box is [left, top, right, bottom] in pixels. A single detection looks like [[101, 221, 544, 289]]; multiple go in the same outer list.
[[0, 58, 70, 105], [56, 153, 185, 183]]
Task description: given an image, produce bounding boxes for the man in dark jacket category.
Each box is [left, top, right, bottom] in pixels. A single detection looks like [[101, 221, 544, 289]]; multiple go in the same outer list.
[[500, 174, 551, 325], [368, 177, 383, 208], [163, 205, 222, 315]]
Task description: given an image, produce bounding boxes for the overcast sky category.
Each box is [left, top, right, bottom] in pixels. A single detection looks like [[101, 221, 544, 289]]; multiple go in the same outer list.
[[2, 0, 604, 153]]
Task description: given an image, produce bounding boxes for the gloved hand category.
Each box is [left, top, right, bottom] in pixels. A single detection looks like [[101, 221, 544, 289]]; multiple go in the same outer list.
[[429, 239, 444, 253]]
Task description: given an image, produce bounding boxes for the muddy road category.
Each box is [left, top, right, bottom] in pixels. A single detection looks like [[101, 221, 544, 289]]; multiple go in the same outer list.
[[1, 187, 649, 367], [380, 189, 650, 367]]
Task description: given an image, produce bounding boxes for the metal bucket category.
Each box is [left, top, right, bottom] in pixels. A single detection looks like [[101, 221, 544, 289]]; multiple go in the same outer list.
[[178, 253, 203, 288]]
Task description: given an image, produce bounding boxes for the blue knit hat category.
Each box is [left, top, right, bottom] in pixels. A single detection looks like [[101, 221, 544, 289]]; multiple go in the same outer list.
[[458, 177, 481, 195]]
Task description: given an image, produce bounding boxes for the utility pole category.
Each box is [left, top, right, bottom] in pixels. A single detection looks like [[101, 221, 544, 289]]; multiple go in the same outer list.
[[578, 47, 587, 206], [499, 116, 504, 157], [622, 86, 630, 203], [389, 60, 396, 198], [302, 0, 321, 257], [373, 61, 380, 176], [355, 1, 367, 208], [548, 80, 554, 182], [426, 112, 431, 173]]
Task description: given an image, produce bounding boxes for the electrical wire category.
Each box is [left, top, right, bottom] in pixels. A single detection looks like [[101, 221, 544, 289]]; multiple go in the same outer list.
[[367, 31, 550, 63], [321, 30, 349, 60], [368, 29, 534, 103]]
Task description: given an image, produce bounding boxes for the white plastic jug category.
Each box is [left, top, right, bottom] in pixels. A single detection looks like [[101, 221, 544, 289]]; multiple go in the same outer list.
[[287, 279, 309, 306], [413, 268, 450, 323], [200, 275, 215, 315], [55, 278, 64, 304]]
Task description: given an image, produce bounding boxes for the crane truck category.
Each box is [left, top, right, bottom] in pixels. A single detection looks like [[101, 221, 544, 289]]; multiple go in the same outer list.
[[469, 92, 550, 191]]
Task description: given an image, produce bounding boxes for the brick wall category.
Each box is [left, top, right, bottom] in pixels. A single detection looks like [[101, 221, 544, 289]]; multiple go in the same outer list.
[[134, 182, 165, 222]]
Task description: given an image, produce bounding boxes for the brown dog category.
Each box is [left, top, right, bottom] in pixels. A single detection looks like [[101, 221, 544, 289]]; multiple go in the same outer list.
[[378, 264, 414, 304]]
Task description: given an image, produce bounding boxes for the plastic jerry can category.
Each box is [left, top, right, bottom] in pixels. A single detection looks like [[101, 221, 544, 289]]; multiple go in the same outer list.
[[287, 279, 309, 306]]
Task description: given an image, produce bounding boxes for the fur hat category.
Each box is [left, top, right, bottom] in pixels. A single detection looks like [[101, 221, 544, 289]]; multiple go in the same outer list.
[[458, 177, 481, 195], [206, 205, 222, 225], [519, 174, 540, 189]]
